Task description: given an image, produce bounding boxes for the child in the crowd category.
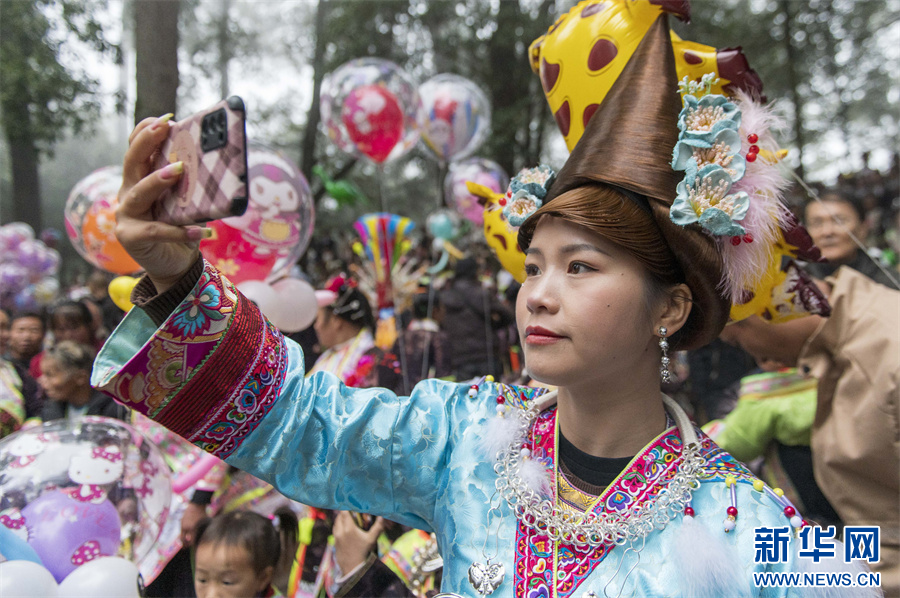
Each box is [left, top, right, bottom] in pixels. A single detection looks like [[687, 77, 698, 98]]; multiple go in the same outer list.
[[39, 341, 128, 422], [30, 300, 102, 380], [194, 508, 298, 598]]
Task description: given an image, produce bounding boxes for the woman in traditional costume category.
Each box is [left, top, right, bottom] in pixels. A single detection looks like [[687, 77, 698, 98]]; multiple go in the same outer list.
[[94, 14, 875, 598]]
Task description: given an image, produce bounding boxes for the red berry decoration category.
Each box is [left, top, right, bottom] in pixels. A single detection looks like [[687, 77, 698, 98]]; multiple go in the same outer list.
[[784, 506, 796, 517], [727, 506, 738, 517], [496, 396, 505, 404], [747, 133, 758, 144], [742, 234, 754, 244], [499, 198, 507, 206], [746, 153, 757, 162], [731, 236, 742, 246], [684, 506, 695, 517], [748, 145, 760, 154]]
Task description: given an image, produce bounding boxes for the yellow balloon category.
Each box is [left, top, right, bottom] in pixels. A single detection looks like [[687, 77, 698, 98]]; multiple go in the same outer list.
[[467, 182, 526, 283], [108, 276, 140, 312], [529, 0, 762, 151]]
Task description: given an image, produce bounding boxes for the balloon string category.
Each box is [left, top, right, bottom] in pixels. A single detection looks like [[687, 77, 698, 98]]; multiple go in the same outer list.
[[421, 282, 438, 382], [437, 161, 446, 209], [482, 281, 495, 378], [376, 164, 386, 213]]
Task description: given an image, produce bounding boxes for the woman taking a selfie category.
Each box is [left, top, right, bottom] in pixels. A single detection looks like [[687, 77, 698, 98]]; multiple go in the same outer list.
[[94, 17, 870, 598]]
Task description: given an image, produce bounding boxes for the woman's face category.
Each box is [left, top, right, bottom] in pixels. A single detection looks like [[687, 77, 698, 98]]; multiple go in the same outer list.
[[313, 307, 338, 350], [51, 317, 94, 345], [517, 218, 657, 387], [38, 357, 87, 402], [195, 542, 271, 598]]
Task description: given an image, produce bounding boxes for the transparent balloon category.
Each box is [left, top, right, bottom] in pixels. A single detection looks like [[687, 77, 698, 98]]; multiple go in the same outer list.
[[418, 74, 492, 163], [0, 417, 172, 583], [0, 222, 35, 256], [201, 145, 315, 285], [444, 158, 509, 226], [64, 166, 142, 275], [321, 58, 420, 164]]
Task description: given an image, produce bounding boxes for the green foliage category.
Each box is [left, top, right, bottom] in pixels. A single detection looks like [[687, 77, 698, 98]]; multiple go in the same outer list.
[[0, 0, 115, 153]]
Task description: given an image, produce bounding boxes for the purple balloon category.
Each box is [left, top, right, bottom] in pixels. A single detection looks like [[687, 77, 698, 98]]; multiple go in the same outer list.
[[0, 263, 29, 295], [0, 223, 34, 253], [35, 248, 60, 277], [16, 240, 44, 271], [20, 490, 121, 583]]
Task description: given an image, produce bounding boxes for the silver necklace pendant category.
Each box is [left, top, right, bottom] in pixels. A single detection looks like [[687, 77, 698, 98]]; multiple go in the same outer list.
[[468, 559, 505, 595]]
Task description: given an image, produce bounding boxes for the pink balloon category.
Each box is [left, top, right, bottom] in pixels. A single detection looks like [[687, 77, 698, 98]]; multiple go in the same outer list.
[[171, 453, 220, 494], [267, 278, 318, 333], [342, 85, 404, 163], [201, 146, 315, 285], [444, 158, 509, 225]]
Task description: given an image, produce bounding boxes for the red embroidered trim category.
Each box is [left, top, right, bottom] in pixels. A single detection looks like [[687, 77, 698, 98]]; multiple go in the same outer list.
[[157, 294, 265, 435]]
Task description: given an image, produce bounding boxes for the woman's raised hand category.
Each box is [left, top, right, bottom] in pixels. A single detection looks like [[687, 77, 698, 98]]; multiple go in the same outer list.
[[115, 114, 210, 294]]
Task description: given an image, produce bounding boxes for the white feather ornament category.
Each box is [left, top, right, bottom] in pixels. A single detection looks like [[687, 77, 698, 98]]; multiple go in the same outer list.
[[517, 453, 553, 497], [478, 408, 527, 461], [670, 514, 750, 598]]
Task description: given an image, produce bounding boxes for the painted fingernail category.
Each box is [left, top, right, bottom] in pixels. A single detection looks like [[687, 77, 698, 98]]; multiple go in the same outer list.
[[159, 161, 183, 180], [151, 113, 174, 130], [187, 227, 213, 241]]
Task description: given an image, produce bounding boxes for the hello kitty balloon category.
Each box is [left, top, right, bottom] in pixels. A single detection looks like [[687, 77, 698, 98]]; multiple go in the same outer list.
[[0, 417, 171, 582], [199, 145, 315, 284]]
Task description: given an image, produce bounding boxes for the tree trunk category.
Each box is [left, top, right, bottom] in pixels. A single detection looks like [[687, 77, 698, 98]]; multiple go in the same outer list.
[[9, 132, 42, 229], [300, 0, 329, 185], [134, 0, 180, 123], [779, 0, 805, 180], [217, 0, 233, 98]]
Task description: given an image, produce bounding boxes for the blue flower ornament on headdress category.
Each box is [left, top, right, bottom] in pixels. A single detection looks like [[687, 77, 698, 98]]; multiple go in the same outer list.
[[502, 164, 556, 227], [670, 74, 751, 238]]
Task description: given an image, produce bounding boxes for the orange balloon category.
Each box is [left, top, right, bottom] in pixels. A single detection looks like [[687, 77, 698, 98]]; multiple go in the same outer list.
[[81, 195, 141, 275], [64, 166, 141, 275]]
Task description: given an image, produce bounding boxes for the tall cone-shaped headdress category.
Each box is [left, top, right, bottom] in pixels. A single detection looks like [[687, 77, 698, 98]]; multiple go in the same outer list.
[[521, 14, 729, 350]]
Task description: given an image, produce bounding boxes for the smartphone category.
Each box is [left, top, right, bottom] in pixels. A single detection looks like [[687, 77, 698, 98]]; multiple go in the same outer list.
[[153, 96, 249, 226]]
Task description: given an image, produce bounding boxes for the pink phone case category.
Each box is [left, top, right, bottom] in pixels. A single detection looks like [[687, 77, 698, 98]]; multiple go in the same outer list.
[[154, 96, 248, 226]]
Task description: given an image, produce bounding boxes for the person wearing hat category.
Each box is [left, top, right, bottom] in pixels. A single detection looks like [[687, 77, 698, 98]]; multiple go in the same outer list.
[[94, 9, 873, 598]]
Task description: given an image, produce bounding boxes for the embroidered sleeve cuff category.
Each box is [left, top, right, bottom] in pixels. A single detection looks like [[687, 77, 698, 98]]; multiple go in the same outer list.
[[132, 256, 205, 328], [93, 259, 289, 458]]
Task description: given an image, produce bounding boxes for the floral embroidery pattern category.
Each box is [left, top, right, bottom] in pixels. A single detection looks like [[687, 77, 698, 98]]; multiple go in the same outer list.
[[96, 262, 287, 459], [512, 407, 754, 598], [170, 272, 227, 337]]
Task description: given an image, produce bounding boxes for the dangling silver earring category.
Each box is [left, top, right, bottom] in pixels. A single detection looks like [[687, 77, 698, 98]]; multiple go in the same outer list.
[[658, 326, 671, 384]]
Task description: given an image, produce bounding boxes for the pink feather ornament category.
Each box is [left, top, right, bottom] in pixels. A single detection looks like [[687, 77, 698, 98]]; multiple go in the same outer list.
[[718, 90, 793, 302]]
